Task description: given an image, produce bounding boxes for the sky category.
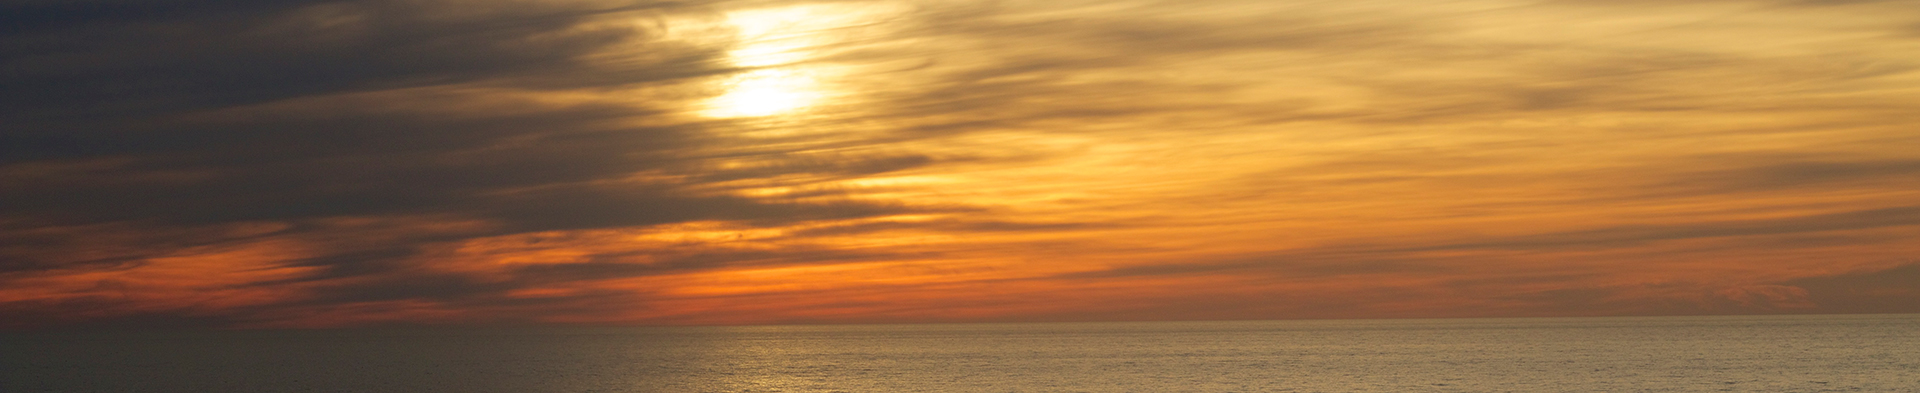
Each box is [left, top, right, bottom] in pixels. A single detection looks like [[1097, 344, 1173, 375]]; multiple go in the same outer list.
[[3, 0, 1919, 329]]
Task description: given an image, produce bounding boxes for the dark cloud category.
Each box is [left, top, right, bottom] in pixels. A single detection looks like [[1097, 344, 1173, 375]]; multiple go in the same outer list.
[[783, 218, 1097, 238], [512, 247, 924, 283], [0, 221, 289, 275], [0, 0, 979, 328], [1656, 158, 1920, 195], [0, 0, 918, 229], [688, 153, 940, 188], [0, 0, 702, 125], [1490, 263, 1920, 316], [0, 1, 322, 35], [1412, 205, 1920, 251], [1779, 263, 1920, 314], [301, 273, 512, 305]]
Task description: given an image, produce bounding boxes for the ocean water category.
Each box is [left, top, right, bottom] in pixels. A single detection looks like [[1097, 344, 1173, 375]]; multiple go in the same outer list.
[[4, 314, 1916, 393]]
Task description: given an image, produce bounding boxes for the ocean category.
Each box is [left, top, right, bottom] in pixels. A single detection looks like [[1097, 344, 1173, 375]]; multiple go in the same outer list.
[[5, 314, 1916, 392]]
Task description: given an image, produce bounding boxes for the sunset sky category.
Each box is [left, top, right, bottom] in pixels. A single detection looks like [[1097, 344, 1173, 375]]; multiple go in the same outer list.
[[4, 0, 1918, 329]]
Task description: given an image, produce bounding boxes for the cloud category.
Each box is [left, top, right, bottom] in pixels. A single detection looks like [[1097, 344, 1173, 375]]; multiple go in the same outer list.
[[1487, 263, 1920, 316], [1778, 263, 1920, 314], [1056, 205, 1920, 281], [0, 0, 987, 327], [1410, 206, 1920, 251], [4, 0, 1919, 328], [1655, 158, 1920, 195]]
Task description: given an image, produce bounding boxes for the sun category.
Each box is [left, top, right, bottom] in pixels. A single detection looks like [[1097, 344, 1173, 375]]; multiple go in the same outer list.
[[705, 69, 821, 118], [699, 4, 902, 118]]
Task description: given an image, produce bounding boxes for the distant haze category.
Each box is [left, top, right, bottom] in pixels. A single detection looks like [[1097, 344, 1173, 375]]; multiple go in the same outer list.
[[3, 0, 1918, 328]]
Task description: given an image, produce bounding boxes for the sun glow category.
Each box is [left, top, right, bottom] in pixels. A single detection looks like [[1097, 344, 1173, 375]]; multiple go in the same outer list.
[[700, 4, 906, 118], [706, 69, 820, 118]]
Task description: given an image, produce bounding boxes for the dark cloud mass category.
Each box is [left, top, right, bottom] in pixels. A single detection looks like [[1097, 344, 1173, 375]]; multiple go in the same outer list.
[[0, 0, 902, 230], [0, 0, 946, 328]]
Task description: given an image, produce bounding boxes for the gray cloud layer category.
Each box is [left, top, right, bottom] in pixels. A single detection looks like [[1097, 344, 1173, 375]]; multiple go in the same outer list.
[[0, 0, 954, 327]]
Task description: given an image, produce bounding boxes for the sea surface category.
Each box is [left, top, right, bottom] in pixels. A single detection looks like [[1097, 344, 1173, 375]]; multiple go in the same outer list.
[[4, 314, 1917, 392]]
